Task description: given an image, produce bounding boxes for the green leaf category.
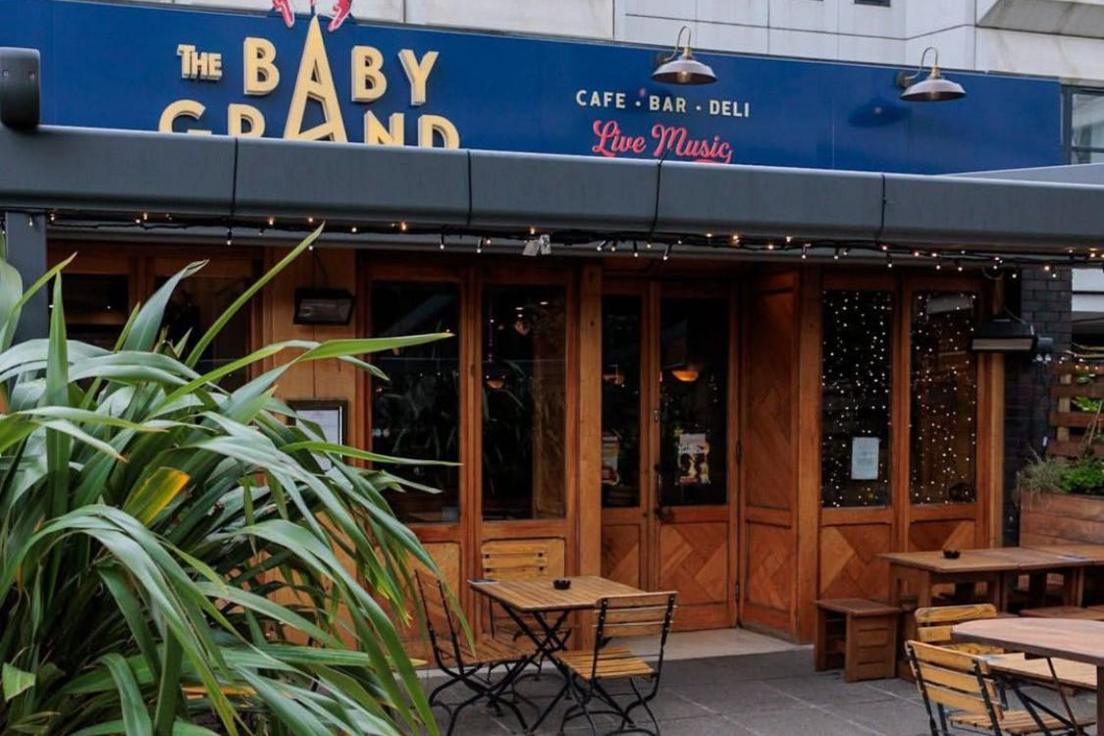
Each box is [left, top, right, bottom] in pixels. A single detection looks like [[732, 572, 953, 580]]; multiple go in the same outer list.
[[123, 467, 190, 525], [2, 663, 36, 702], [123, 261, 207, 352], [100, 653, 153, 736], [186, 224, 323, 368]]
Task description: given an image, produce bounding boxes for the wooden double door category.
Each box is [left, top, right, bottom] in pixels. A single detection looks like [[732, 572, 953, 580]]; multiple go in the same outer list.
[[599, 282, 739, 630]]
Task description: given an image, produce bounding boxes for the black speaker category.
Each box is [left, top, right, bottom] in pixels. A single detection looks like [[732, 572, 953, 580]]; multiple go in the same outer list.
[[0, 48, 40, 130]]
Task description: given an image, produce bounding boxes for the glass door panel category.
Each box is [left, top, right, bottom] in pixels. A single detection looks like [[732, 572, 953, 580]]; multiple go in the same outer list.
[[371, 281, 462, 524], [659, 297, 728, 507], [601, 295, 643, 509], [481, 284, 567, 520]]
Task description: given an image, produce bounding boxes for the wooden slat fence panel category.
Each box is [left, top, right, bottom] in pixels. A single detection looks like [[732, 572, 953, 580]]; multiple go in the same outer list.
[[1049, 364, 1104, 458]]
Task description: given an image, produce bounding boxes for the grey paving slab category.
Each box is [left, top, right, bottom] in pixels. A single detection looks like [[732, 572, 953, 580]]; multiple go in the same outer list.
[[420, 649, 946, 735]]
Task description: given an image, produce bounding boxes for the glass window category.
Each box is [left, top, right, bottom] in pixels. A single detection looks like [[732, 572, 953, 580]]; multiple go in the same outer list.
[[57, 274, 129, 349], [158, 276, 252, 389], [909, 291, 978, 505], [1068, 89, 1104, 163], [659, 297, 728, 507], [821, 290, 893, 508], [601, 296, 643, 509], [371, 282, 461, 524], [482, 285, 567, 520]]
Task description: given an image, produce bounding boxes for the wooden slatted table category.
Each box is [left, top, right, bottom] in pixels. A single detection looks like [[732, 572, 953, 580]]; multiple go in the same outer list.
[[1020, 605, 1104, 621], [470, 575, 645, 734], [954, 618, 1104, 731], [989, 655, 1097, 691], [881, 547, 1093, 611], [471, 575, 643, 613]]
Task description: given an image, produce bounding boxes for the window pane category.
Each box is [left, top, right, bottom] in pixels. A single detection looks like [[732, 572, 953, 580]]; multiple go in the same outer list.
[[821, 290, 893, 508], [1072, 149, 1104, 164], [371, 282, 461, 524], [601, 296, 642, 509], [909, 291, 978, 505], [659, 297, 727, 507], [58, 274, 129, 349], [482, 285, 567, 520], [1071, 92, 1104, 152], [161, 276, 252, 389]]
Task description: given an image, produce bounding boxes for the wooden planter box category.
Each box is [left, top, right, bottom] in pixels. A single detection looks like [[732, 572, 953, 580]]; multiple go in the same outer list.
[[1020, 490, 1104, 545]]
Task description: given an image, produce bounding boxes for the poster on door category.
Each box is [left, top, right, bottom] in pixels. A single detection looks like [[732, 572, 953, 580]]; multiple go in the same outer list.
[[677, 432, 711, 486]]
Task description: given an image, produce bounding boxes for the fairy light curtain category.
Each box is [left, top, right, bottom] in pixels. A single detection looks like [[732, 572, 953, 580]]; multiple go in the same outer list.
[[909, 291, 978, 505], [820, 290, 893, 508]]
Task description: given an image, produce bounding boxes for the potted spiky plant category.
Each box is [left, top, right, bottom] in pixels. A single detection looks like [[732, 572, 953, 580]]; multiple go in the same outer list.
[[0, 226, 449, 735]]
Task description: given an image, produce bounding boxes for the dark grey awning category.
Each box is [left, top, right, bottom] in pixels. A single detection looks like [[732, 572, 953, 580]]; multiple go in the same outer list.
[[2, 124, 1104, 253]]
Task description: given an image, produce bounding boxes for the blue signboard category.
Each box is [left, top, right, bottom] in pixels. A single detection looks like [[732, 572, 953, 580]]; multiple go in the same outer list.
[[0, 0, 1063, 174]]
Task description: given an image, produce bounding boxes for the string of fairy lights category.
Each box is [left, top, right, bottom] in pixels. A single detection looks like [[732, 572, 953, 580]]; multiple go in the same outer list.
[[821, 289, 980, 509], [909, 291, 978, 505], [821, 290, 893, 508], [25, 210, 1102, 275], [18, 210, 1051, 509]]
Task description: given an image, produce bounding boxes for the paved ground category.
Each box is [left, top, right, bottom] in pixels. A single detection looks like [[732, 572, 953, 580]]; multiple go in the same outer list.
[[423, 648, 1097, 735]]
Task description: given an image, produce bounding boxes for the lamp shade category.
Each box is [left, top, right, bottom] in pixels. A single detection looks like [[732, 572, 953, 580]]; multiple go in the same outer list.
[[900, 73, 966, 102], [970, 318, 1036, 353], [652, 52, 716, 85]]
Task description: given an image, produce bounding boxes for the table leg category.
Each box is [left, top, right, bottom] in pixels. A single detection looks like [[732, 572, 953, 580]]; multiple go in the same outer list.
[[500, 606, 574, 734], [1064, 569, 1086, 607], [1097, 666, 1103, 736]]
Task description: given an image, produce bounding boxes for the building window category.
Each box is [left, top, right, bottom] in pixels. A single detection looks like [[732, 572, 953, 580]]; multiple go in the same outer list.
[[855, 0, 890, 6], [482, 285, 567, 520], [58, 274, 130, 350], [821, 290, 893, 508], [1066, 87, 1104, 163], [909, 291, 978, 505], [371, 281, 461, 524]]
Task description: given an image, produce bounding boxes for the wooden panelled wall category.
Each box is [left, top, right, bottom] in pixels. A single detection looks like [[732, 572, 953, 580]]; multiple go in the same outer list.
[[755, 268, 1005, 642], [49, 242, 1006, 645]]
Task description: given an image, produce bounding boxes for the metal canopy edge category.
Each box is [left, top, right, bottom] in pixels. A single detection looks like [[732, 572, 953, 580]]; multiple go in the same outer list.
[[2, 125, 1104, 251]]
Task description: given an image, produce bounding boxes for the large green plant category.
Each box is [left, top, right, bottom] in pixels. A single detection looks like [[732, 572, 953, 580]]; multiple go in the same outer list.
[[0, 227, 449, 735]]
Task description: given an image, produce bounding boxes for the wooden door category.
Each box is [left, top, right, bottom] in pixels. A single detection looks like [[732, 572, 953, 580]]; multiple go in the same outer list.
[[600, 283, 737, 630]]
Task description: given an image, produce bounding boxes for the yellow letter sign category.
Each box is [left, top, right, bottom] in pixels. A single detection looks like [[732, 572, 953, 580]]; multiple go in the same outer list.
[[284, 16, 348, 142]]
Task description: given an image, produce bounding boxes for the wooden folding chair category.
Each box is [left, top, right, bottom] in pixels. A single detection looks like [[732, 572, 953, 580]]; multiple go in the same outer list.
[[553, 591, 677, 736], [914, 604, 1010, 655], [907, 640, 1093, 736], [481, 543, 553, 641], [414, 570, 532, 736]]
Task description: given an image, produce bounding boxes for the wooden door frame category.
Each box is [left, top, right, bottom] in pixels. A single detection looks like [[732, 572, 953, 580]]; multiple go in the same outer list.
[[598, 280, 654, 592], [599, 275, 741, 629], [361, 255, 584, 637], [896, 276, 989, 553]]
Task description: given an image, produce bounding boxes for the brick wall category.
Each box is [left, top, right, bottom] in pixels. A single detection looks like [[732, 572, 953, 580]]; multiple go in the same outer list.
[[1002, 266, 1072, 543]]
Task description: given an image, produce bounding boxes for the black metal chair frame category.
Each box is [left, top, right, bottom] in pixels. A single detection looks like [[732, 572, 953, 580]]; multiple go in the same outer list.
[[416, 572, 533, 736], [908, 642, 1082, 736], [558, 593, 677, 736]]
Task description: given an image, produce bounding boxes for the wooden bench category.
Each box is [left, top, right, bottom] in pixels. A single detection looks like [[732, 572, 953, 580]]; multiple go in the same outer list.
[[815, 598, 900, 682]]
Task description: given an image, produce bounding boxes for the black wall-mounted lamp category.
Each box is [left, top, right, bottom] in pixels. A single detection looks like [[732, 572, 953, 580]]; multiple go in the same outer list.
[[294, 287, 355, 325], [652, 26, 717, 86], [970, 316, 1037, 353], [897, 46, 965, 102], [0, 47, 41, 129]]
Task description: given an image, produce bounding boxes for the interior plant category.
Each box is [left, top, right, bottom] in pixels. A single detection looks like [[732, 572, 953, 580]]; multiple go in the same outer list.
[[0, 226, 450, 735]]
